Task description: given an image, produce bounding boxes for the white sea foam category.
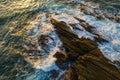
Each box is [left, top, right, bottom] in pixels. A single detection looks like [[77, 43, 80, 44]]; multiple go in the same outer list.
[[49, 0, 120, 62], [23, 11, 63, 71], [25, 0, 120, 79], [76, 14, 120, 61], [52, 1, 120, 62], [25, 47, 59, 71]]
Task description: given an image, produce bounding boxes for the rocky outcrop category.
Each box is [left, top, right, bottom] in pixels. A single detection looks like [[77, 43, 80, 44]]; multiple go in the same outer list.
[[74, 17, 109, 43], [51, 18, 120, 80], [78, 1, 120, 23]]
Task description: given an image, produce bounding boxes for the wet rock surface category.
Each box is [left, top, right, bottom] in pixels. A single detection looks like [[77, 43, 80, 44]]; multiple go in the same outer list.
[[51, 18, 120, 80]]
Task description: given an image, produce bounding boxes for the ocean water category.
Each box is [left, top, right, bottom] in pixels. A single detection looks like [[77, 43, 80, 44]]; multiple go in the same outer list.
[[0, 0, 120, 80]]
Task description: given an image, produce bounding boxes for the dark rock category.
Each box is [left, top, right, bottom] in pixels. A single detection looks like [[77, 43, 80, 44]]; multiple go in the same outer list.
[[38, 35, 49, 45], [54, 52, 68, 70], [75, 17, 109, 43], [51, 18, 120, 80], [72, 49, 120, 80], [50, 70, 59, 78], [74, 17, 86, 22], [69, 23, 82, 30], [80, 21, 95, 33], [58, 66, 78, 80], [115, 17, 120, 23], [53, 52, 67, 61], [94, 34, 109, 43], [113, 60, 120, 68], [95, 14, 105, 19], [51, 18, 97, 56]]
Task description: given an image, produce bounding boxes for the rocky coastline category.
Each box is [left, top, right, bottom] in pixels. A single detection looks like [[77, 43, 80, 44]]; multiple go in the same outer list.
[[50, 18, 120, 80]]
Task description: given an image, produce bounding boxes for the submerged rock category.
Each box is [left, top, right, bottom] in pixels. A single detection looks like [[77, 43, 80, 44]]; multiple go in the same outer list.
[[51, 18, 120, 80], [50, 70, 59, 78]]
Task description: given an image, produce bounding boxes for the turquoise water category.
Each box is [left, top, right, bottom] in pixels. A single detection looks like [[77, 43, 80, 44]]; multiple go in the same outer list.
[[0, 0, 120, 80]]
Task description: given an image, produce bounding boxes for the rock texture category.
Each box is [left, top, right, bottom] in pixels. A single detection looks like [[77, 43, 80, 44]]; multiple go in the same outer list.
[[51, 18, 120, 80]]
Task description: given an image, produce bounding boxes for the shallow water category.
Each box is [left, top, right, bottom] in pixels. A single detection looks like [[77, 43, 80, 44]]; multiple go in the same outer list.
[[0, 0, 120, 80]]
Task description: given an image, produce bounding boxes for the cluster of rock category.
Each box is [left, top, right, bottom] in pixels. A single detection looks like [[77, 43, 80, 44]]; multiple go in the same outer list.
[[70, 0, 120, 23], [50, 18, 120, 80]]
